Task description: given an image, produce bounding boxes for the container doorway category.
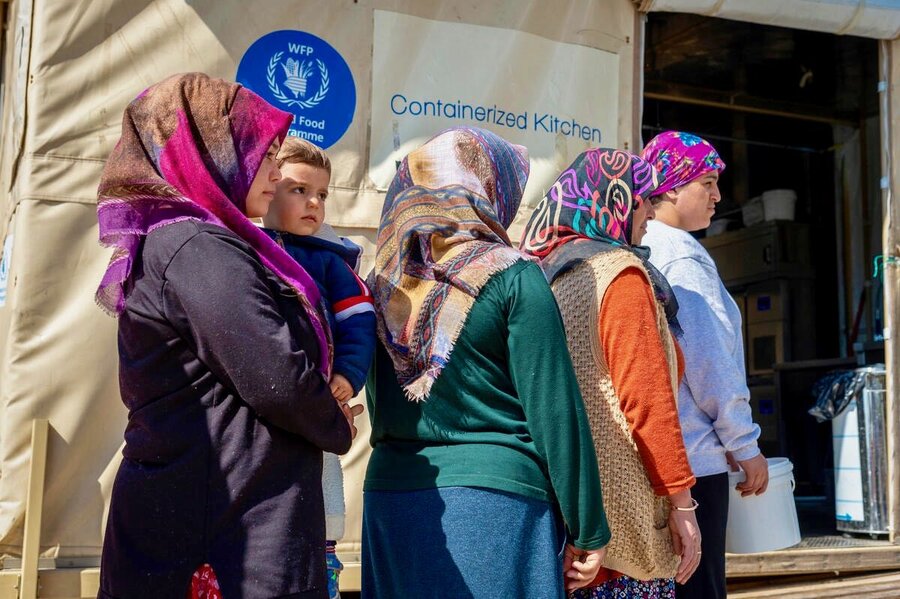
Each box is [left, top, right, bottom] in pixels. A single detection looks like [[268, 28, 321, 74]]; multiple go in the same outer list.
[[642, 11, 895, 582]]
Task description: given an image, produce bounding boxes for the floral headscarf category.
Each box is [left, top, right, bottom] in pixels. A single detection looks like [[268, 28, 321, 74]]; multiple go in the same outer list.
[[641, 131, 725, 197], [96, 73, 332, 375], [519, 148, 680, 334], [372, 127, 530, 401]]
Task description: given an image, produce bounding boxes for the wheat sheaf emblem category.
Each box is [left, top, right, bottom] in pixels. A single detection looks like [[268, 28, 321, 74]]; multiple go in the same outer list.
[[267, 52, 329, 109]]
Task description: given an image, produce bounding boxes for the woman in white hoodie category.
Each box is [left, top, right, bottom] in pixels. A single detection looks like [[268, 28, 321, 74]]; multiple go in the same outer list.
[[641, 131, 768, 599]]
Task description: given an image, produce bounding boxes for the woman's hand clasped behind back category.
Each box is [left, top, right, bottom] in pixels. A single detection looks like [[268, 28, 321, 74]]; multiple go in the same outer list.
[[668, 490, 701, 585], [563, 544, 607, 591]]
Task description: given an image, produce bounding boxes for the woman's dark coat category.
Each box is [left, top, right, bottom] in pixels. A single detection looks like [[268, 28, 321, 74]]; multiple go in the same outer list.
[[100, 220, 351, 599]]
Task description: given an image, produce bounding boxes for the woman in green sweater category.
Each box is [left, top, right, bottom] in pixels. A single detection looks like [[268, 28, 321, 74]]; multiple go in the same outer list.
[[362, 127, 609, 599]]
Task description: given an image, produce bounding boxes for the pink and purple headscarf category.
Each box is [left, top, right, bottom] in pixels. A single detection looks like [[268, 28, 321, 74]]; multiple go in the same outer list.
[[96, 73, 332, 375], [641, 131, 726, 197]]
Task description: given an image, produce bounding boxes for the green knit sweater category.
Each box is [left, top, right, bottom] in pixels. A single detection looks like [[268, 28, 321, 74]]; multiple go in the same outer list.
[[365, 260, 610, 550]]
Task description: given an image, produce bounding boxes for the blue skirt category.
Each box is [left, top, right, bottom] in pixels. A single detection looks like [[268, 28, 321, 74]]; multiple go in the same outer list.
[[362, 486, 566, 599]]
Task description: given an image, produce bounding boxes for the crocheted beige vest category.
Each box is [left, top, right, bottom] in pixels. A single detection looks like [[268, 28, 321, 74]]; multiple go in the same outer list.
[[552, 249, 680, 581]]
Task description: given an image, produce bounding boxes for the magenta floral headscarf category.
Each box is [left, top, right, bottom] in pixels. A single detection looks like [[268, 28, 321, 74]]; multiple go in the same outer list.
[[96, 73, 332, 375], [519, 148, 681, 334], [641, 131, 726, 197]]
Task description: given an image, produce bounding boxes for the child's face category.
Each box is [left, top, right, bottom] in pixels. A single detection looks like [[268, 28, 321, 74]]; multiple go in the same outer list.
[[264, 162, 330, 236]]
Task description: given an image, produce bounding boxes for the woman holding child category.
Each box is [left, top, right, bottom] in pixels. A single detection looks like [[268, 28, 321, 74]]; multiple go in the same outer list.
[[95, 73, 361, 599], [363, 127, 610, 598], [520, 148, 701, 598]]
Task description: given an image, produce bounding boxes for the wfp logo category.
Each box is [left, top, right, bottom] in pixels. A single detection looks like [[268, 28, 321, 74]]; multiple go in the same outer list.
[[267, 50, 330, 109], [237, 30, 356, 149]]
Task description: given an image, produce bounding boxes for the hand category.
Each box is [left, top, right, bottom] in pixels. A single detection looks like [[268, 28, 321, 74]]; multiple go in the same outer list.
[[563, 544, 606, 591], [329, 374, 354, 402], [339, 401, 364, 440], [668, 491, 701, 585], [726, 451, 741, 472], [735, 453, 769, 497]]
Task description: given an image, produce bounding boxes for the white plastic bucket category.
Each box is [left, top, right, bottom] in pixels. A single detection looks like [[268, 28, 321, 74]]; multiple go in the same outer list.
[[741, 196, 764, 227], [762, 189, 797, 221], [725, 457, 801, 553]]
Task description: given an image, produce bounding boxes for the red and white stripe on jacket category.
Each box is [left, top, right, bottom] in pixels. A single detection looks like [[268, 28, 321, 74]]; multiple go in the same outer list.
[[333, 269, 374, 322]]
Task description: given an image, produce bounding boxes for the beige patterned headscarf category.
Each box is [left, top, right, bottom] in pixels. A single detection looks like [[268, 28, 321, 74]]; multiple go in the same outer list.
[[371, 127, 530, 401]]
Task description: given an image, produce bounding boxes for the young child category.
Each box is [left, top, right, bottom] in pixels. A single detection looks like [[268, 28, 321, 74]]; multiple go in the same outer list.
[[262, 137, 376, 599]]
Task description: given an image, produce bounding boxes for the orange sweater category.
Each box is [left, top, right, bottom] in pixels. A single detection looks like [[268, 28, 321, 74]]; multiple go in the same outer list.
[[591, 267, 694, 585]]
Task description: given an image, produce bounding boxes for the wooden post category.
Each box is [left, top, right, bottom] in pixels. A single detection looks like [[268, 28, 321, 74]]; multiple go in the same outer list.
[[632, 12, 645, 152], [882, 40, 900, 545], [20, 419, 49, 599]]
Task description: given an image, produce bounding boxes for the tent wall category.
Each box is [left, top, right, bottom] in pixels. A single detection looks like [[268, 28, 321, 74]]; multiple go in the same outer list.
[[0, 0, 638, 559]]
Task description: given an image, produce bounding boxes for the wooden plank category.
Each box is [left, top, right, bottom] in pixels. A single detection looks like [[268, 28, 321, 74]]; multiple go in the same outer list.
[[883, 38, 900, 546], [29, 569, 82, 598], [338, 549, 891, 594], [0, 568, 99, 599], [632, 12, 645, 152], [728, 572, 841, 591], [340, 561, 361, 593], [728, 571, 900, 599], [726, 545, 900, 577], [644, 81, 857, 126], [0, 571, 19, 599], [20, 419, 49, 599], [80, 568, 100, 598]]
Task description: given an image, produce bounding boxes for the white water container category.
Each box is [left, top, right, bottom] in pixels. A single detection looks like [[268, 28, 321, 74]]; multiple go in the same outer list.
[[762, 189, 798, 221], [725, 458, 801, 553], [832, 367, 889, 535], [741, 196, 764, 227]]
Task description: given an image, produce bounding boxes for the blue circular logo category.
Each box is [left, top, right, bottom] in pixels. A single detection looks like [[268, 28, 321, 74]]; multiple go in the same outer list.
[[237, 30, 356, 149]]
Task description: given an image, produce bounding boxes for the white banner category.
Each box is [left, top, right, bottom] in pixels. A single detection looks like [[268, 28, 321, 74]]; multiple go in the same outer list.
[[370, 10, 620, 216]]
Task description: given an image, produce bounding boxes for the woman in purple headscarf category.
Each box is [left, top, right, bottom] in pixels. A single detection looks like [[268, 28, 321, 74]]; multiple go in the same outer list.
[[641, 131, 767, 599], [95, 73, 362, 599]]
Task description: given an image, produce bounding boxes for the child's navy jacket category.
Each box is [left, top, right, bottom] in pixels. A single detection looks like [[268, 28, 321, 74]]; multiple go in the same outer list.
[[263, 226, 375, 393]]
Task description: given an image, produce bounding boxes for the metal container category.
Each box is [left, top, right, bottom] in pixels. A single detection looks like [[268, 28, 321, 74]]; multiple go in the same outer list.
[[832, 366, 889, 535]]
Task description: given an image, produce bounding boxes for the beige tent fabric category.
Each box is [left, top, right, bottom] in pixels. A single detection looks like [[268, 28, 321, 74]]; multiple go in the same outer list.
[[0, 0, 637, 558], [0, 0, 33, 244], [0, 201, 123, 557]]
